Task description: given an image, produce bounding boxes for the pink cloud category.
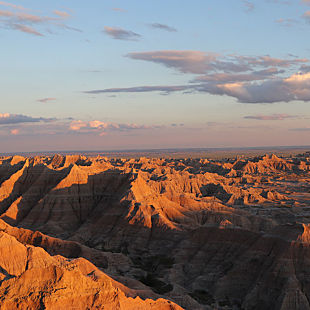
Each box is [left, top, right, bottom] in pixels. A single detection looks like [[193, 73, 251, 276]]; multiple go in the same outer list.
[[0, 1, 25, 10], [0, 4, 78, 36], [69, 120, 159, 136], [12, 24, 43, 36], [303, 10, 310, 21], [127, 50, 307, 75], [53, 10, 70, 18], [112, 8, 126, 12], [0, 113, 10, 119], [10, 129, 19, 135], [103, 26, 141, 41], [70, 120, 88, 131], [0, 9, 13, 17], [127, 50, 218, 74]]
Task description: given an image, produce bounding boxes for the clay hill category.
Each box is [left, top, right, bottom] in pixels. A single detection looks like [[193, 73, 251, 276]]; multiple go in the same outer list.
[[0, 153, 310, 309]]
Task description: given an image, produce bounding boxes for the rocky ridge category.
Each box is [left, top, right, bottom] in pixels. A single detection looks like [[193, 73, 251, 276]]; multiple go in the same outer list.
[[0, 153, 310, 309]]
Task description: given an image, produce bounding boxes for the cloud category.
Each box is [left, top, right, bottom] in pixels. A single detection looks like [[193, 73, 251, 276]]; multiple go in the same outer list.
[[192, 68, 284, 83], [53, 10, 70, 18], [196, 72, 310, 103], [0, 1, 25, 10], [11, 24, 43, 36], [121, 49, 310, 103], [303, 10, 310, 22], [300, 64, 310, 72], [149, 23, 177, 32], [0, 9, 14, 17], [85, 71, 310, 103], [127, 50, 307, 75], [69, 120, 160, 136], [82, 46, 310, 103], [243, 0, 255, 12], [244, 114, 297, 120], [302, 0, 310, 5], [237, 55, 307, 67], [0, 113, 162, 137], [127, 50, 219, 74], [275, 18, 298, 27], [37, 98, 57, 103], [0, 10, 56, 23], [58, 24, 83, 33], [0, 4, 79, 36], [103, 26, 141, 41], [84, 85, 190, 94], [69, 120, 88, 131], [0, 113, 55, 125], [10, 129, 19, 135], [112, 8, 126, 12]]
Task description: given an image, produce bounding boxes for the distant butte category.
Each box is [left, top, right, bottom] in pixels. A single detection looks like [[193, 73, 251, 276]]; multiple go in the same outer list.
[[0, 152, 310, 309]]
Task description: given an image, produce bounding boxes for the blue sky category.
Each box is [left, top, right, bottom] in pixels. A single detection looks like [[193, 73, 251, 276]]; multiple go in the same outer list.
[[1, 0, 310, 152]]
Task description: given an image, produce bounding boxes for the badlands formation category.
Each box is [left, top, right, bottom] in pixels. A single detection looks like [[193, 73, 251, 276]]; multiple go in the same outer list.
[[0, 153, 310, 309]]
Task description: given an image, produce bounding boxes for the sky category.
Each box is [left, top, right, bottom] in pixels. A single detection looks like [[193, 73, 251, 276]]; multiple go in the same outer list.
[[1, 0, 310, 152]]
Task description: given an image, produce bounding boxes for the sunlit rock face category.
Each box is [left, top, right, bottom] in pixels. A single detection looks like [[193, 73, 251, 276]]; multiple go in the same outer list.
[[0, 231, 182, 310], [0, 153, 310, 309]]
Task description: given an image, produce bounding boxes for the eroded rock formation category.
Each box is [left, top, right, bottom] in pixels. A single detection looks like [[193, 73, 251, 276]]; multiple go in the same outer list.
[[0, 153, 310, 309]]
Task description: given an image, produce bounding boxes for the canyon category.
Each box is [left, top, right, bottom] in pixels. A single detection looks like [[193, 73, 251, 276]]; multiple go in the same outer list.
[[0, 153, 310, 309]]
